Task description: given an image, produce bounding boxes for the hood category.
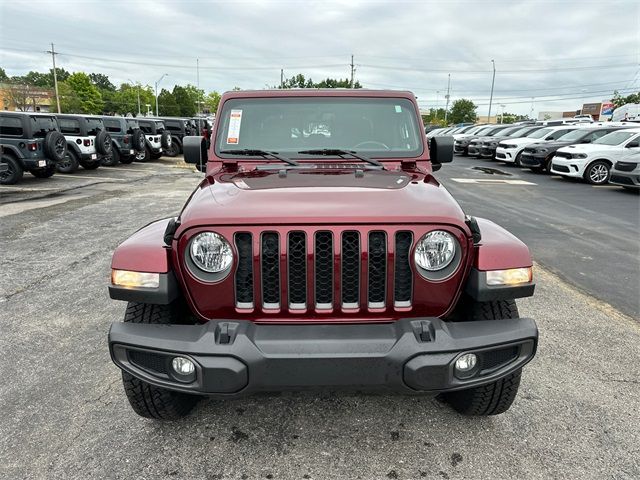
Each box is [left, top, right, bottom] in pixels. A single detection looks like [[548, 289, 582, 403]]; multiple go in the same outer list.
[[528, 140, 573, 149], [502, 137, 539, 147], [557, 143, 617, 153], [178, 167, 468, 230]]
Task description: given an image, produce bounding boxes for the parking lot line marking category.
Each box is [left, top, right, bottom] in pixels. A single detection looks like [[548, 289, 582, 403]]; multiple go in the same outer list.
[[592, 185, 622, 189], [0, 186, 60, 192], [55, 174, 146, 181], [0, 194, 90, 218], [451, 178, 537, 185]]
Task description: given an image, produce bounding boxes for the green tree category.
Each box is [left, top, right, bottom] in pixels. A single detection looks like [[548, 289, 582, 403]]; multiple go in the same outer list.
[[172, 84, 204, 117], [448, 99, 477, 124], [612, 90, 640, 108], [279, 73, 361, 89], [158, 88, 180, 116], [89, 73, 115, 91], [59, 72, 104, 114], [421, 108, 447, 126], [203, 91, 221, 115], [14, 68, 70, 88], [114, 83, 155, 116], [0, 67, 9, 82]]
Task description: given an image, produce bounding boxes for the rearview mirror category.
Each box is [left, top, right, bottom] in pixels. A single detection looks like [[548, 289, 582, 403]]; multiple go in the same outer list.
[[183, 136, 208, 172], [429, 136, 454, 171]]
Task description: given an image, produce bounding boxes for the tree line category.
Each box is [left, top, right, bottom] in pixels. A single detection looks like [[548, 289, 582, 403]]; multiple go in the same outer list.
[[0, 67, 221, 117]]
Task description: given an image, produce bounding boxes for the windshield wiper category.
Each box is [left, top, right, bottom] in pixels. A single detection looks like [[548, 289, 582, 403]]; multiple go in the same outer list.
[[297, 149, 384, 168], [219, 149, 299, 166]]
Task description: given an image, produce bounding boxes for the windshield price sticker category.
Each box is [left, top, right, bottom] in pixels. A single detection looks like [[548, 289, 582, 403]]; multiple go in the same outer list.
[[227, 109, 243, 144]]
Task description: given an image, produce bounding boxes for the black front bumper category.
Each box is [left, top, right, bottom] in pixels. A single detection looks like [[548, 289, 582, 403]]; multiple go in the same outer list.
[[479, 147, 496, 157], [109, 317, 538, 397], [520, 153, 545, 168]]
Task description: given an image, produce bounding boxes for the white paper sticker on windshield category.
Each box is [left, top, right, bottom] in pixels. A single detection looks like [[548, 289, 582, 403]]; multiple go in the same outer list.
[[227, 109, 243, 144], [395, 105, 402, 113]]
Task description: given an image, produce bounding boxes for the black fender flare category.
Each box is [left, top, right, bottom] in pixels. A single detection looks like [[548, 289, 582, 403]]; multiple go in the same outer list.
[[0, 143, 24, 160], [66, 141, 82, 157]]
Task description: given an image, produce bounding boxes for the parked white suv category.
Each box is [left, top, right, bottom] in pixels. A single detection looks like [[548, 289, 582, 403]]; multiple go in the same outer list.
[[550, 128, 640, 184], [495, 126, 580, 166]]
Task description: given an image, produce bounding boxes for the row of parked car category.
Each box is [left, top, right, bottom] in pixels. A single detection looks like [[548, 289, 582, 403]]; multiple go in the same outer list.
[[427, 121, 640, 189], [0, 112, 213, 185]]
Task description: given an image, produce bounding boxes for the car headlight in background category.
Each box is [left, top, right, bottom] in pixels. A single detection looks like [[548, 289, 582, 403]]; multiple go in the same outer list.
[[415, 230, 456, 271], [572, 153, 588, 159], [190, 232, 233, 273], [536, 148, 548, 153]]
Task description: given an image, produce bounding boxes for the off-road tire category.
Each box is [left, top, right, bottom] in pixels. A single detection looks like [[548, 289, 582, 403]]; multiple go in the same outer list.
[[102, 147, 120, 167], [165, 141, 180, 157], [120, 302, 200, 420], [0, 154, 24, 185], [57, 150, 80, 173], [43, 130, 67, 161], [95, 130, 113, 155], [443, 299, 522, 416], [444, 369, 522, 416], [138, 146, 151, 162], [79, 159, 100, 170], [131, 129, 145, 151], [160, 131, 172, 149], [30, 165, 56, 178]]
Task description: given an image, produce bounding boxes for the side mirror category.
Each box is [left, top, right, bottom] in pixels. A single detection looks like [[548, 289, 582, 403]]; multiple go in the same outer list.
[[625, 141, 639, 148], [581, 138, 592, 143], [429, 136, 454, 171], [183, 135, 208, 172]]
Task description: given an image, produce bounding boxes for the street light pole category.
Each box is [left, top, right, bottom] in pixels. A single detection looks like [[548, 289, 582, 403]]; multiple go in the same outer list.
[[127, 79, 141, 116], [155, 73, 168, 116], [487, 59, 496, 123], [444, 74, 451, 123]]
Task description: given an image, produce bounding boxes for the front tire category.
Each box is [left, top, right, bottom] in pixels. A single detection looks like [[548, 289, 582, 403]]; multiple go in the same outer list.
[[443, 300, 523, 416], [120, 302, 200, 420], [584, 160, 610, 185], [514, 152, 523, 167]]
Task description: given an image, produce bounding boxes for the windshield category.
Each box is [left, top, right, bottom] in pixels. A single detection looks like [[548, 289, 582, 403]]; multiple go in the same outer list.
[[86, 118, 103, 136], [30, 116, 58, 138], [527, 127, 554, 139], [463, 126, 484, 134], [474, 126, 494, 136], [593, 131, 638, 146], [494, 127, 522, 137], [155, 121, 166, 131], [215, 97, 423, 158], [556, 129, 590, 141]]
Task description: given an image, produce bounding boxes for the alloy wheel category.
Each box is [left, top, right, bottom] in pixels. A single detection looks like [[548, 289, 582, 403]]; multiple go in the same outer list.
[[589, 164, 608, 184]]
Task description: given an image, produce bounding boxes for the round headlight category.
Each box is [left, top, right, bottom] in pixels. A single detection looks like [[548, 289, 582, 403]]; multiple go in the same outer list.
[[190, 232, 233, 273], [415, 231, 456, 271]]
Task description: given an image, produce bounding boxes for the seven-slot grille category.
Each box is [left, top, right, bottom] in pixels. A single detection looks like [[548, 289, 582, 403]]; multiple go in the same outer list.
[[234, 230, 414, 312]]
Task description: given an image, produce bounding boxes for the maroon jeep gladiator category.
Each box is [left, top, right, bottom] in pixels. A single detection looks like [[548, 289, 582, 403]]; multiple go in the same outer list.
[[108, 89, 537, 420]]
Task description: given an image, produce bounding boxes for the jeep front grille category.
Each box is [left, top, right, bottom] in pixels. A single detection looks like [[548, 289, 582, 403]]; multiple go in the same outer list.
[[233, 229, 414, 313]]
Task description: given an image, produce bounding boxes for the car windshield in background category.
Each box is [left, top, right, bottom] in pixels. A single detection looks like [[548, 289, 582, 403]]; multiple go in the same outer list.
[[593, 131, 637, 146], [556, 129, 591, 141], [215, 97, 423, 158], [87, 119, 103, 136], [126, 120, 138, 131], [155, 121, 165, 130], [474, 127, 494, 135], [495, 127, 521, 137], [30, 116, 57, 138], [527, 127, 554, 139]]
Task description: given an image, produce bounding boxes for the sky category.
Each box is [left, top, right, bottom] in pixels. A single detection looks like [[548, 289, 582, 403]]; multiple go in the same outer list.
[[0, 0, 638, 117]]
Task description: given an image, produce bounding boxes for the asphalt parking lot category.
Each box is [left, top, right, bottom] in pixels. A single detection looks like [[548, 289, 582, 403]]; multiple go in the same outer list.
[[1, 158, 639, 479]]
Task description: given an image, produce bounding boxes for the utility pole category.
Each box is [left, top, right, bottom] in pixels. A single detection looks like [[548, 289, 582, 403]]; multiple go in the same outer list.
[[487, 59, 496, 123], [280, 69, 284, 88], [350, 54, 355, 88], [46, 43, 61, 113], [444, 74, 451, 123], [196, 58, 200, 114], [155, 73, 168, 117], [435, 90, 440, 121]]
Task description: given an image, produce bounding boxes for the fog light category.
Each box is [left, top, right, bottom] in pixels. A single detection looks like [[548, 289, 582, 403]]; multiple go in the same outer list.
[[172, 357, 195, 375], [455, 353, 477, 372]]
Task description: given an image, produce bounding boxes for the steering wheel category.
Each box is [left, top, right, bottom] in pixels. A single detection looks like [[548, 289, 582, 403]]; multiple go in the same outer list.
[[353, 141, 390, 150]]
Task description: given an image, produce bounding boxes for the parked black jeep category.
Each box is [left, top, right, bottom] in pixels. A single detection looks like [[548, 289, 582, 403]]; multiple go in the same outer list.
[[101, 116, 146, 166], [55, 115, 112, 173], [0, 111, 67, 185], [137, 118, 172, 161], [159, 117, 196, 157]]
